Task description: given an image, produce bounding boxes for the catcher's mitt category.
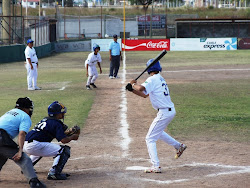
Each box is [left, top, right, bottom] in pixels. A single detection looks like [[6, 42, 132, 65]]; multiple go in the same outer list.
[[64, 125, 81, 136]]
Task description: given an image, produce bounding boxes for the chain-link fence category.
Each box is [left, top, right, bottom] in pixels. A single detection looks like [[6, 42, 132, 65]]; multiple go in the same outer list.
[[1, 5, 198, 46], [0, 15, 50, 46], [0, 16, 24, 45], [55, 9, 198, 41], [25, 18, 50, 46]]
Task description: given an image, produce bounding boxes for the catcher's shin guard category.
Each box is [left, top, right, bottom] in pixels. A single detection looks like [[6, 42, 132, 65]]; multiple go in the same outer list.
[[52, 145, 71, 174]]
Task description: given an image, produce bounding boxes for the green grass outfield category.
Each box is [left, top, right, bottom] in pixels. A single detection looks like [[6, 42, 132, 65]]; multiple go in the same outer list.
[[0, 52, 95, 127], [0, 50, 249, 142]]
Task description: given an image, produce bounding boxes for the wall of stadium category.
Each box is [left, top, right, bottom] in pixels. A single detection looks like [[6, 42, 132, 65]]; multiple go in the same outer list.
[[1, 37, 248, 63], [0, 43, 54, 63]]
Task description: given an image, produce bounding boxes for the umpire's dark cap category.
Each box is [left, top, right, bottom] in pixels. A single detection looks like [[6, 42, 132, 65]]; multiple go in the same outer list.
[[113, 34, 118, 38], [15, 97, 34, 109]]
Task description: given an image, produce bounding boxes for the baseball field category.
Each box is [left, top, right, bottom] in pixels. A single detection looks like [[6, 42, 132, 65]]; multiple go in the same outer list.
[[0, 50, 249, 187]]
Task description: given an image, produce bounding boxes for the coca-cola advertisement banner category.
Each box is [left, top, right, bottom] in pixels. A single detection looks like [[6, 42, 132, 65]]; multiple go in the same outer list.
[[122, 39, 170, 51]]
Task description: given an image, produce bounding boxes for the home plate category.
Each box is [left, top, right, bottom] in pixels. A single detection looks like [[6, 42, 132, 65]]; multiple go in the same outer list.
[[126, 163, 250, 185]]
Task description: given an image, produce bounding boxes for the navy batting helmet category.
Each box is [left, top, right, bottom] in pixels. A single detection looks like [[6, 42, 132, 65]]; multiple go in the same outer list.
[[146, 59, 162, 74], [48, 101, 67, 117], [93, 44, 100, 51]]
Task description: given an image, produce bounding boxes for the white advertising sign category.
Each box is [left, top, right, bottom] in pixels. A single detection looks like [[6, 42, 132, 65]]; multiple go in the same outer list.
[[170, 38, 237, 51], [91, 39, 122, 52], [55, 41, 91, 52]]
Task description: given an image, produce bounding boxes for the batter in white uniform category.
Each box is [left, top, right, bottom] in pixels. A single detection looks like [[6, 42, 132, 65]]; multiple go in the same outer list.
[[126, 59, 187, 173], [24, 39, 41, 91], [85, 44, 102, 90]]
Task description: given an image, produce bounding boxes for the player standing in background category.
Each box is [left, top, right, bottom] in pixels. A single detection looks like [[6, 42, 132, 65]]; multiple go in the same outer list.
[[23, 101, 79, 180], [85, 44, 102, 90], [0, 97, 46, 188], [126, 59, 187, 173], [109, 34, 122, 79], [24, 39, 41, 91]]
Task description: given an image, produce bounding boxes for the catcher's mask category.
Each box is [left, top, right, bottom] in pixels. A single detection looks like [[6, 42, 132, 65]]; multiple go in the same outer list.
[[15, 97, 34, 117], [146, 59, 162, 74], [48, 101, 67, 117]]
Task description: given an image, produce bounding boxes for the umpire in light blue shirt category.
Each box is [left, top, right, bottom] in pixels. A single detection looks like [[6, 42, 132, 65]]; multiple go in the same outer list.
[[109, 34, 122, 79], [0, 97, 46, 188]]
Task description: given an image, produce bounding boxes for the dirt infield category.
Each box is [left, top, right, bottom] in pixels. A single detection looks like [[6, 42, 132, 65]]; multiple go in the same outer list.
[[1, 64, 250, 188]]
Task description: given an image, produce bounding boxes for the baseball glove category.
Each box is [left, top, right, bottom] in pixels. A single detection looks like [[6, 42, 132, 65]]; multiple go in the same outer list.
[[64, 125, 81, 136]]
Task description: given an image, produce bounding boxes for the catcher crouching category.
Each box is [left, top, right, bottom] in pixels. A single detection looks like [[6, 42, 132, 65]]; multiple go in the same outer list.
[[23, 101, 80, 180]]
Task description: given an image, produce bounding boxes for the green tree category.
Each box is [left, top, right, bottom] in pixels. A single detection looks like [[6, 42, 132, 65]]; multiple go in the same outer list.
[[138, 0, 152, 38], [65, 0, 73, 7]]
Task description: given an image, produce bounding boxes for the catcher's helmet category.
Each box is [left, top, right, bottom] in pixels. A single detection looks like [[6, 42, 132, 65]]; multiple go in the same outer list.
[[93, 44, 100, 51], [48, 101, 67, 117], [146, 59, 162, 74], [15, 97, 34, 109]]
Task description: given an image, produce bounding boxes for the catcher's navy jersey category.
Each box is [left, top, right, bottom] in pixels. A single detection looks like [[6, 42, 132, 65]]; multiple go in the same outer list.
[[25, 117, 67, 142]]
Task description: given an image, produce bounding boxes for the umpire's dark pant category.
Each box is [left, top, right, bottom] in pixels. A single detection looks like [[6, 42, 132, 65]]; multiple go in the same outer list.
[[109, 55, 120, 78], [0, 129, 37, 182]]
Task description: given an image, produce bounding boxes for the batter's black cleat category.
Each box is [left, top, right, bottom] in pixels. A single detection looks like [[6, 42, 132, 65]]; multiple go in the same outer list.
[[90, 83, 97, 88], [86, 85, 91, 90], [47, 172, 67, 180], [29, 178, 46, 188]]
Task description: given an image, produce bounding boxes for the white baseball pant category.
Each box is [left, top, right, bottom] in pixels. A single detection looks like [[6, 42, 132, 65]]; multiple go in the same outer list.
[[25, 63, 38, 89], [23, 140, 62, 173], [146, 108, 181, 167], [87, 66, 98, 85]]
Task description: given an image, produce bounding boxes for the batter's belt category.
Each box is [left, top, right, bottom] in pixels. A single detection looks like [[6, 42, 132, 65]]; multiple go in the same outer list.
[[157, 108, 172, 111]]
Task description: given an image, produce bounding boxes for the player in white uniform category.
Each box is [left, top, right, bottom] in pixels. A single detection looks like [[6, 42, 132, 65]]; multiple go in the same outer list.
[[85, 44, 102, 90], [24, 39, 41, 91], [126, 59, 187, 173]]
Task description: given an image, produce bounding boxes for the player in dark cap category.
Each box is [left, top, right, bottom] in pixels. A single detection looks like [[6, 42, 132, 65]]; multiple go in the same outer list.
[[0, 97, 46, 188], [109, 34, 122, 79]]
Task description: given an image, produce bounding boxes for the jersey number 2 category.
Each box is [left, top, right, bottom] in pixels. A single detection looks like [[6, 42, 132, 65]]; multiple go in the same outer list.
[[34, 122, 46, 131]]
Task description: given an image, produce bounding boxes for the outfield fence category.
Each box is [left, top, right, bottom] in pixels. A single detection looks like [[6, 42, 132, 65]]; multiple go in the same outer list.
[[1, 11, 199, 46], [0, 16, 50, 46], [0, 16, 24, 45]]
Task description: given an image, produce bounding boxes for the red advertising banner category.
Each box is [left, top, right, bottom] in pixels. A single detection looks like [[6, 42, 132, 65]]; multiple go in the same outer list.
[[122, 39, 170, 51], [238, 38, 250, 49]]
